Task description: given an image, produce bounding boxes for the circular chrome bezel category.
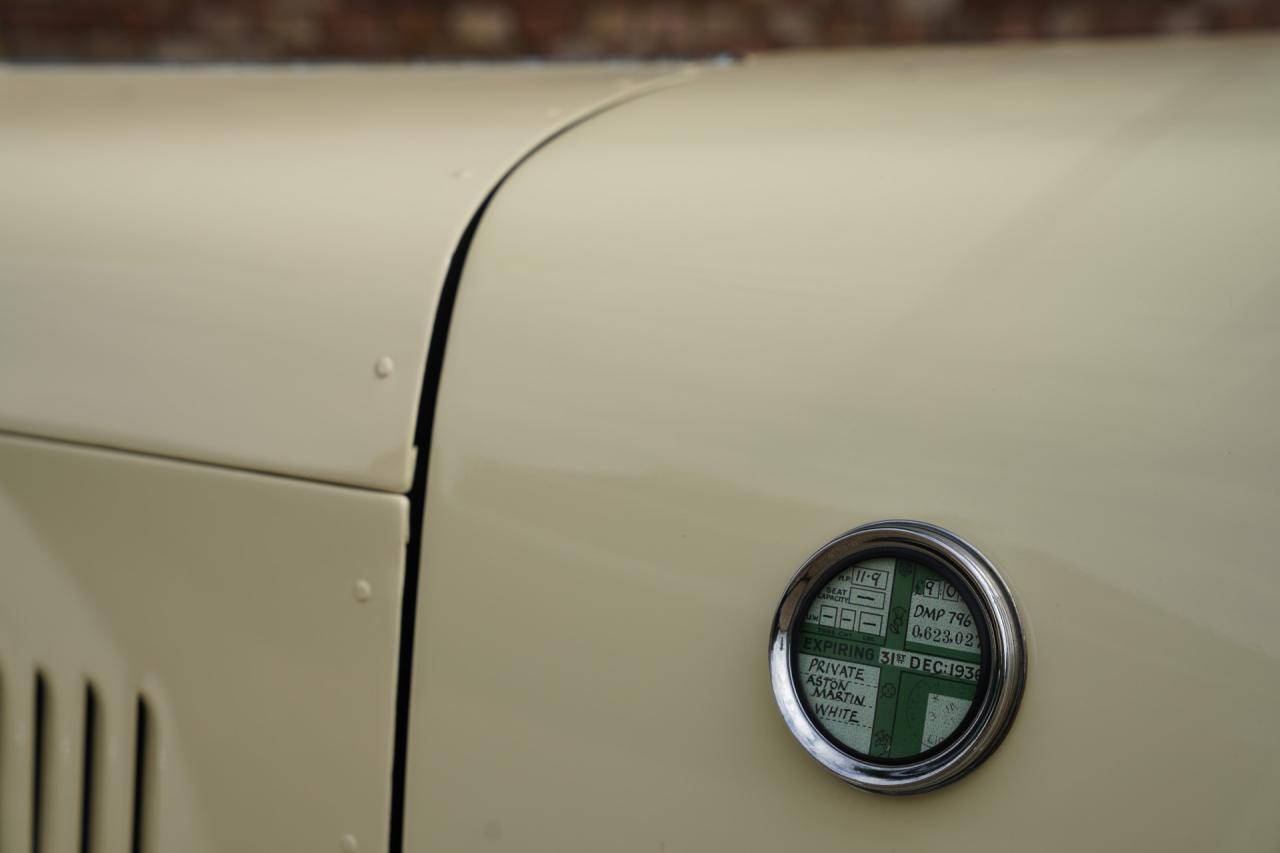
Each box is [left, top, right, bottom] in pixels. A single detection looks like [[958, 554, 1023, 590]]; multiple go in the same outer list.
[[769, 520, 1025, 794]]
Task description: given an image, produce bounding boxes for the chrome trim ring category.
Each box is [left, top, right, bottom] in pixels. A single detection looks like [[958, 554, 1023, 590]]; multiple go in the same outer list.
[[769, 520, 1025, 794]]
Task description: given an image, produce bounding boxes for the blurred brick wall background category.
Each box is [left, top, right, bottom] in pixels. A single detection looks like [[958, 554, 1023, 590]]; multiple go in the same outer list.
[[1, 0, 1277, 60]]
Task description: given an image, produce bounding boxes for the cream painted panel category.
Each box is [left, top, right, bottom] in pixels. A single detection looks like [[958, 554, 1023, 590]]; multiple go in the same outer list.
[[0, 432, 406, 852], [0, 65, 685, 491], [406, 38, 1280, 851]]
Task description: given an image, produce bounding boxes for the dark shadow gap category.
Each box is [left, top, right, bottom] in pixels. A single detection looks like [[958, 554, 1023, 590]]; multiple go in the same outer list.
[[384, 82, 686, 853]]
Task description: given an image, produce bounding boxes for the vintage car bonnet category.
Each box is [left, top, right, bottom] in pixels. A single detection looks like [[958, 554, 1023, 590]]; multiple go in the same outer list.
[[2, 37, 1279, 853]]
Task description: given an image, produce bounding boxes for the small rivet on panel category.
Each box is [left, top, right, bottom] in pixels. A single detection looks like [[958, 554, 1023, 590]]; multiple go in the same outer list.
[[340, 834, 359, 853], [374, 356, 394, 378], [353, 580, 372, 603]]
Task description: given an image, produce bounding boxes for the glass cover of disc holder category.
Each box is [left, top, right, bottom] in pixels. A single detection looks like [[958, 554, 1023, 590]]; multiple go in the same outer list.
[[795, 554, 985, 762]]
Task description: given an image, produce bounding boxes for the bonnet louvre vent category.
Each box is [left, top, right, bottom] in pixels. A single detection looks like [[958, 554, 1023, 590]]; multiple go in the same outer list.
[[129, 698, 152, 853], [1, 666, 155, 853]]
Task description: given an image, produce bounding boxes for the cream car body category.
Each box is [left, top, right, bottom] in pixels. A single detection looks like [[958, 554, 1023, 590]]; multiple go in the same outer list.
[[1, 36, 1278, 852]]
